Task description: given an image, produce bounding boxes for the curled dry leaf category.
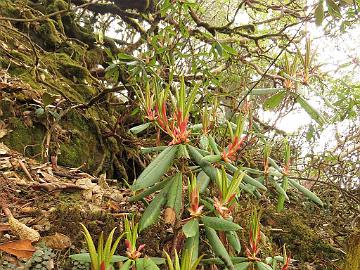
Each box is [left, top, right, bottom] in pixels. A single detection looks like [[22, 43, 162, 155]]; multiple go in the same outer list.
[[164, 207, 176, 225], [43, 232, 71, 250], [0, 223, 11, 232], [0, 128, 8, 139], [0, 239, 36, 259], [0, 142, 10, 155], [8, 215, 40, 242]]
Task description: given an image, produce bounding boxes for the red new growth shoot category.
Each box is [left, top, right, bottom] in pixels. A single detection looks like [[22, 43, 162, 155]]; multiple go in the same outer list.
[[188, 176, 203, 217], [245, 210, 261, 261], [125, 239, 145, 260], [281, 255, 291, 270], [221, 135, 246, 162]]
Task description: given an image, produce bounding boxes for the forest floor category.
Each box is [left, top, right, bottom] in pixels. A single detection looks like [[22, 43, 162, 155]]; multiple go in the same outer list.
[[0, 2, 358, 268], [0, 142, 356, 270]]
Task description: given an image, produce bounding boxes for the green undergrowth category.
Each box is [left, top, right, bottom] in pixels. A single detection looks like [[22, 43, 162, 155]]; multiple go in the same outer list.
[[263, 207, 342, 268]]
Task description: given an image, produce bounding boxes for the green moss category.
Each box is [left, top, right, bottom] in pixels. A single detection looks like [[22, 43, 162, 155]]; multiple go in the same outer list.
[[266, 209, 341, 265], [0, 2, 21, 18], [52, 53, 89, 81], [3, 118, 45, 157], [49, 202, 119, 246], [85, 47, 104, 68], [8, 50, 33, 65], [343, 230, 360, 270], [38, 20, 62, 48], [58, 41, 88, 63], [57, 111, 103, 172], [71, 83, 97, 100]]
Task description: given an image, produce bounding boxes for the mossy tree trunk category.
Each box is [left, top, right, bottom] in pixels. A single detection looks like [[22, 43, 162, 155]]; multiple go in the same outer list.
[[0, 0, 144, 180], [343, 230, 360, 270]]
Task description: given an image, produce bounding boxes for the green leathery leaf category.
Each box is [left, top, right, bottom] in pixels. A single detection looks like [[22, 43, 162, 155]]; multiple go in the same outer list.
[[208, 135, 221, 155], [70, 253, 128, 263], [148, 257, 165, 265], [277, 175, 289, 211], [139, 187, 169, 231], [129, 177, 172, 202], [256, 261, 273, 270], [183, 219, 199, 238], [190, 123, 203, 131], [194, 257, 247, 265], [111, 255, 128, 262], [120, 259, 133, 270], [234, 262, 251, 270], [201, 155, 222, 163], [177, 144, 190, 159], [184, 224, 199, 263], [268, 158, 283, 173], [132, 145, 179, 190], [226, 163, 267, 191], [205, 226, 235, 270], [135, 257, 160, 270], [197, 171, 210, 193], [239, 182, 255, 195], [200, 198, 215, 211], [201, 216, 241, 231], [222, 43, 238, 55], [268, 167, 283, 177], [214, 42, 223, 56], [226, 231, 241, 253], [242, 167, 263, 175], [250, 88, 286, 95], [326, 0, 341, 18], [314, 1, 324, 26], [187, 145, 217, 181], [199, 135, 209, 150], [129, 123, 151, 134], [166, 173, 183, 217], [295, 94, 326, 126], [184, 83, 199, 117], [269, 178, 289, 201], [264, 91, 286, 110], [288, 178, 324, 206]]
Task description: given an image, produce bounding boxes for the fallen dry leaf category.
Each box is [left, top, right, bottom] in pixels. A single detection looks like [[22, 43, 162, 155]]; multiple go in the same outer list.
[[8, 216, 40, 242], [164, 207, 176, 225], [0, 223, 11, 232], [43, 233, 71, 250], [0, 239, 36, 259], [0, 142, 10, 155], [0, 128, 8, 138]]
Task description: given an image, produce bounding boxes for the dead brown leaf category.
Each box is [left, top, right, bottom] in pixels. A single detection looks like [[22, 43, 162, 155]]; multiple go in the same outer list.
[[0, 142, 10, 155], [0, 223, 11, 232], [164, 207, 176, 225], [43, 233, 71, 250], [8, 216, 40, 242], [0, 239, 36, 259]]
